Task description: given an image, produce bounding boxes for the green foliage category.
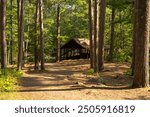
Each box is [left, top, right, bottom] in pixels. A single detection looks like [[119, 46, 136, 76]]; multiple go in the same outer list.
[[6, 0, 18, 63], [105, 0, 133, 62], [86, 69, 95, 75], [0, 69, 22, 92], [5, 0, 134, 63], [0, 77, 17, 92], [114, 49, 132, 62]]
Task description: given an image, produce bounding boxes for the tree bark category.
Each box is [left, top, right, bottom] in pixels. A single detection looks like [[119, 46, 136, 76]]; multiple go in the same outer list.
[[10, 0, 13, 65], [17, 0, 24, 70], [108, 7, 115, 62], [34, 0, 40, 70], [0, 0, 7, 69], [88, 0, 94, 68], [97, 0, 106, 71], [56, 3, 61, 62], [131, 0, 137, 76], [93, 0, 97, 72], [133, 0, 150, 88], [39, 0, 45, 70]]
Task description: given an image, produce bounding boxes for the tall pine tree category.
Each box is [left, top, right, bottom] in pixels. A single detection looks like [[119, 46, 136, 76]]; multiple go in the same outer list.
[[133, 0, 150, 88]]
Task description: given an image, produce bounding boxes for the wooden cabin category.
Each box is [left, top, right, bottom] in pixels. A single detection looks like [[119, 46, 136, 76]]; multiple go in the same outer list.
[[60, 38, 90, 60]]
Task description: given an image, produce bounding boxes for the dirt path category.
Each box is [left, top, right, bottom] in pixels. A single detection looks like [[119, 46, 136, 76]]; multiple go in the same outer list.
[[14, 60, 150, 100]]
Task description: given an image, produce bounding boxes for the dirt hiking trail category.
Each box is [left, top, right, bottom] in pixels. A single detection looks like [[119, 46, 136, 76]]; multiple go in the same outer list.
[[12, 60, 150, 100]]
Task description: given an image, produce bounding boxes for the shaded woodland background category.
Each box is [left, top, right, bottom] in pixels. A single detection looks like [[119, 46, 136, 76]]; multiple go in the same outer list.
[[1, 0, 134, 63], [0, 0, 150, 94]]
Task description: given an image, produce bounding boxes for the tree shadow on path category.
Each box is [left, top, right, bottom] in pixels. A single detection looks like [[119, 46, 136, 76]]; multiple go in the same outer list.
[[18, 60, 132, 93]]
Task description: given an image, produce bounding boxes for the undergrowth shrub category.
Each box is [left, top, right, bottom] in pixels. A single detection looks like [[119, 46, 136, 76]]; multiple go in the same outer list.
[[0, 69, 22, 92], [86, 69, 95, 75], [114, 49, 132, 63]]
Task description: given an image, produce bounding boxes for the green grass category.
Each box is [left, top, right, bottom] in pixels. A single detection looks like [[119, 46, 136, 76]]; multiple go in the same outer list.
[[0, 69, 22, 92]]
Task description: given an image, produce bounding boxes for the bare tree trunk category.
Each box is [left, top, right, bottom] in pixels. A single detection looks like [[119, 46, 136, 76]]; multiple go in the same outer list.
[[39, 0, 45, 70], [88, 0, 94, 68], [56, 3, 61, 62], [93, 0, 97, 72], [119, 12, 124, 49], [133, 0, 150, 88], [34, 0, 40, 70], [0, 0, 7, 69], [17, 0, 24, 70], [7, 41, 10, 65], [9, 0, 13, 65], [24, 2, 30, 64], [108, 7, 115, 62], [97, 0, 106, 71], [131, 0, 137, 76]]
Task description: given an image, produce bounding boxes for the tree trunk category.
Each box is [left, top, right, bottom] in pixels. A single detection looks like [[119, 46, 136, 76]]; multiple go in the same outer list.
[[0, 0, 7, 69], [39, 0, 45, 70], [97, 0, 106, 71], [133, 0, 150, 88], [108, 7, 115, 62], [56, 3, 61, 62], [17, 0, 24, 70], [24, 2, 30, 64], [34, 0, 40, 70], [10, 0, 13, 65], [131, 0, 137, 76], [93, 0, 97, 72], [88, 0, 94, 68], [119, 12, 124, 49]]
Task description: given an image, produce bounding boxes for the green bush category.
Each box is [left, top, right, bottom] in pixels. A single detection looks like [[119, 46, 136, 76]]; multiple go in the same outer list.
[[0, 69, 22, 92], [114, 49, 132, 63], [86, 69, 95, 75]]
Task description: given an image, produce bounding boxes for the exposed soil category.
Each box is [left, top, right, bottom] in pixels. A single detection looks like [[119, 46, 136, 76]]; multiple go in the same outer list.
[[6, 59, 150, 100]]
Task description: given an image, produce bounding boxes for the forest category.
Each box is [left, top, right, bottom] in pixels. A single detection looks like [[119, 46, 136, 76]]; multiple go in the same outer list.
[[0, 0, 150, 100]]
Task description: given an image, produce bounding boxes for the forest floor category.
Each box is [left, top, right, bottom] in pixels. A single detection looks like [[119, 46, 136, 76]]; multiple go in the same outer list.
[[2, 59, 150, 100]]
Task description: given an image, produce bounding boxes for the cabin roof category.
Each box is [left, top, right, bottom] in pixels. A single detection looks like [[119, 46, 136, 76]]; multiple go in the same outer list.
[[61, 38, 89, 49]]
